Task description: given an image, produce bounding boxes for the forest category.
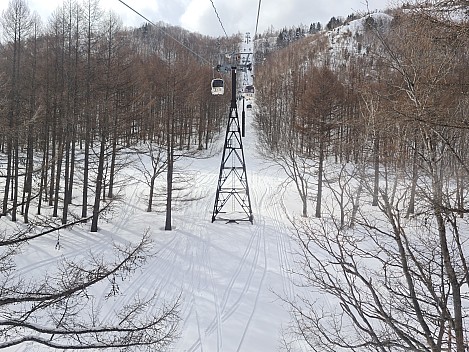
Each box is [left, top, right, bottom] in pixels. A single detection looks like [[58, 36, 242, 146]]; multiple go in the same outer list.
[[0, 0, 238, 229], [0, 0, 236, 349], [1, 0, 469, 350], [254, 1, 469, 351]]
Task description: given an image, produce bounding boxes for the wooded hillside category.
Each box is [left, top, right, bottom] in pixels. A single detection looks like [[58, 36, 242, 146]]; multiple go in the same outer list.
[[254, 2, 469, 351]]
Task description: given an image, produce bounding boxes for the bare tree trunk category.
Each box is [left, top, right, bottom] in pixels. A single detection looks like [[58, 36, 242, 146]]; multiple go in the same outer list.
[[53, 138, 63, 218], [165, 142, 173, 231], [2, 143, 12, 216], [68, 132, 76, 205], [11, 138, 19, 221], [23, 130, 34, 223], [433, 169, 465, 352], [82, 122, 90, 219], [91, 133, 106, 232], [165, 106, 174, 231], [23, 23, 38, 222], [372, 133, 379, 206], [406, 139, 418, 216], [62, 135, 71, 224], [82, 1, 97, 220], [147, 174, 156, 212], [107, 109, 118, 198], [315, 138, 324, 218], [37, 138, 48, 216]]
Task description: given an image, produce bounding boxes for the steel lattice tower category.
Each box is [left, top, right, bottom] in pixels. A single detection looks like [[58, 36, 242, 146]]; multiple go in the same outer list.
[[212, 66, 253, 223]]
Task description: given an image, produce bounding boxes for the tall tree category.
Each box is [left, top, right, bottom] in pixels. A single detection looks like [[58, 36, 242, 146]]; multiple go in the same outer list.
[[82, 0, 102, 220], [0, 0, 34, 220], [298, 65, 345, 218], [91, 11, 120, 232]]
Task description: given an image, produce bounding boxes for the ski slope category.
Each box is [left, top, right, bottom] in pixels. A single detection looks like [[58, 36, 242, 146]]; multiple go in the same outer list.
[[145, 104, 300, 351], [7, 99, 305, 352], [165, 107, 298, 351], [105, 104, 300, 351]]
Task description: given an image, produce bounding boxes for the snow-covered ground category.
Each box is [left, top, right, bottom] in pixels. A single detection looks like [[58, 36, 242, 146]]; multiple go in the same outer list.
[[8, 100, 306, 352], [148, 106, 300, 351], [169, 115, 299, 351]]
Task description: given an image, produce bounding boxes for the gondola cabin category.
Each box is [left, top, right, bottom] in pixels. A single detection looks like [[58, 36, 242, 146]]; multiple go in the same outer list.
[[245, 85, 254, 94], [244, 85, 254, 98], [211, 78, 224, 95]]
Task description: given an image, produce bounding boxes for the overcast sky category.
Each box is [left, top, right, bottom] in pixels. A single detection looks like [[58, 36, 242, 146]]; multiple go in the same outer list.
[[1, 0, 392, 37]]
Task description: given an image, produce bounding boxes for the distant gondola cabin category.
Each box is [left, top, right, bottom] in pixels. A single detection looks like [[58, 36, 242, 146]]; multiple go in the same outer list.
[[245, 85, 254, 93], [244, 85, 254, 97], [211, 78, 224, 95]]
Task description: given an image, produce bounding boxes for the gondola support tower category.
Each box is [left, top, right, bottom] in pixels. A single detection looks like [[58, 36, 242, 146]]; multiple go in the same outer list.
[[212, 59, 253, 224]]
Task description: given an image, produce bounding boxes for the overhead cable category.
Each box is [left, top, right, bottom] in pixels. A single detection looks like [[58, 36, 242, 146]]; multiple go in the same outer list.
[[254, 0, 262, 39], [209, 0, 229, 38], [117, 0, 212, 66]]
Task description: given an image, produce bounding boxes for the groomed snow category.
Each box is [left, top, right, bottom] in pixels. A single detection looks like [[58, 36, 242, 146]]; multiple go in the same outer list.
[[7, 100, 306, 352]]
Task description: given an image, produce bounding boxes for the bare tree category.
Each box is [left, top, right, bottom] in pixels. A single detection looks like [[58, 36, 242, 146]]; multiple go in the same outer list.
[[0, 0, 34, 221], [0, 226, 180, 350], [285, 5, 469, 352], [91, 11, 123, 232], [133, 141, 168, 212], [255, 43, 314, 217], [288, 188, 467, 351], [297, 65, 345, 218]]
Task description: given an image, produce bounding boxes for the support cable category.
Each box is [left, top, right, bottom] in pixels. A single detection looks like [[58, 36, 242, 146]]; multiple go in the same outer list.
[[254, 0, 262, 39], [209, 0, 229, 38], [117, 0, 212, 66]]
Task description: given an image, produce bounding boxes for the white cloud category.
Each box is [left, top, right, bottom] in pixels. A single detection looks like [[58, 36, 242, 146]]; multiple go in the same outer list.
[[180, 0, 211, 33], [0, 0, 391, 37]]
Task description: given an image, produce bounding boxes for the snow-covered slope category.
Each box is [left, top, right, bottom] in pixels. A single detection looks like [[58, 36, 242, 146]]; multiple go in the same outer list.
[[8, 96, 306, 352]]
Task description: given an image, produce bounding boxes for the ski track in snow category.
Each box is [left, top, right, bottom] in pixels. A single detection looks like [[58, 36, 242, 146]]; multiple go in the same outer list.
[[238, 237, 267, 351], [269, 188, 296, 301], [232, 182, 268, 351], [16, 182, 142, 281], [95, 153, 294, 351], [171, 105, 296, 351], [203, 222, 260, 336]]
